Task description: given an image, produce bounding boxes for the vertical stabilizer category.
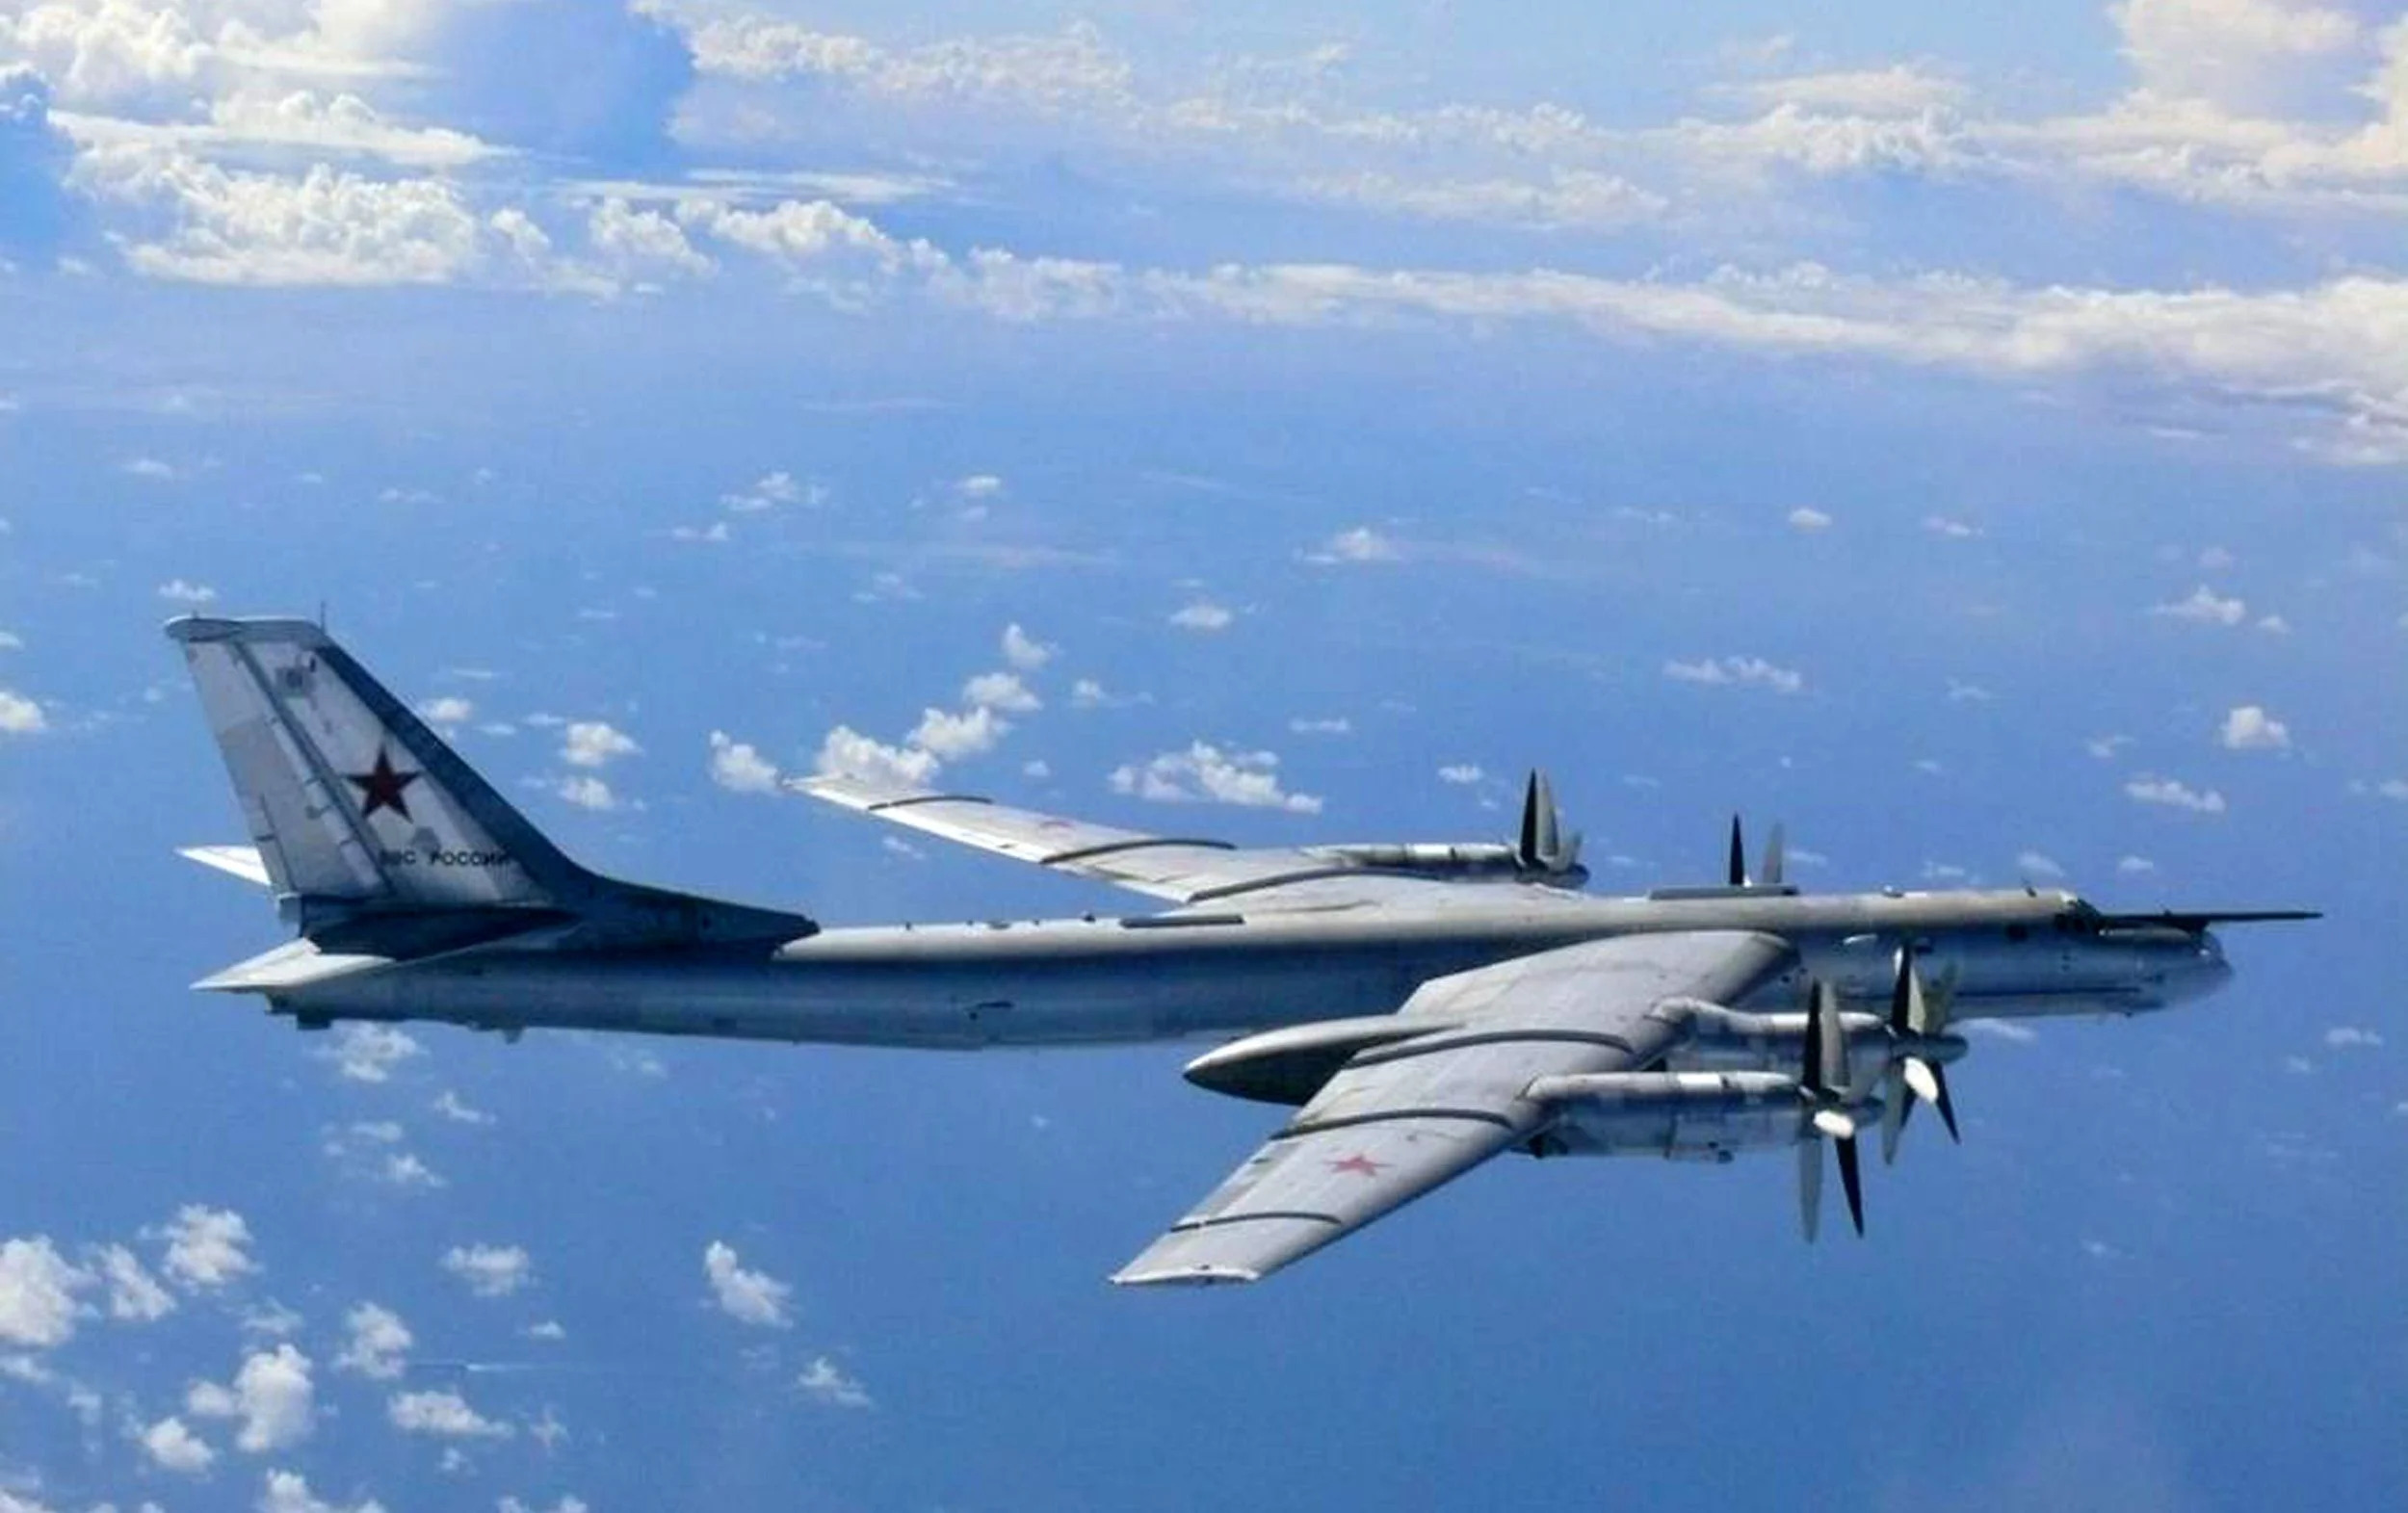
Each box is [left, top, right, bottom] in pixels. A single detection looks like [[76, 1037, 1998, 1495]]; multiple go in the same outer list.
[[168, 615, 582, 914]]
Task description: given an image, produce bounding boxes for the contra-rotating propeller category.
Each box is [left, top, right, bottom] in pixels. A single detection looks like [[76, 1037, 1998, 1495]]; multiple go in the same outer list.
[[1515, 770, 1584, 879], [1726, 815, 1786, 888], [1878, 947, 1961, 1164], [1795, 979, 1867, 1240]]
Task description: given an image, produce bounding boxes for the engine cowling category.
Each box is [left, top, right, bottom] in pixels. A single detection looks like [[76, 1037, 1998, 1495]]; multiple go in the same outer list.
[[1524, 1070, 1870, 1160]]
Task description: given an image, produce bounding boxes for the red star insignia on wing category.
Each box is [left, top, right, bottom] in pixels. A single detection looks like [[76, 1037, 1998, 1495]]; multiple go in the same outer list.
[[346, 745, 421, 822], [1326, 1152, 1388, 1177]]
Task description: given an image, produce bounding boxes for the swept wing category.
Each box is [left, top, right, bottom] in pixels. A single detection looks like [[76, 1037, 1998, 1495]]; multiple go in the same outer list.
[[1113, 929, 1794, 1285]]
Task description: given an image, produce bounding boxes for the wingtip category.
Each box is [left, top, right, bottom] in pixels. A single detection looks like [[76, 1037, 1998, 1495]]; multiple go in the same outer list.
[[1109, 1263, 1263, 1289]]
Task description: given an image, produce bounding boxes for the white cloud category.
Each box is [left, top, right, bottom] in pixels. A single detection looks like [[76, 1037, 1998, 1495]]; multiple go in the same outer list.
[[2152, 584, 2247, 624], [1167, 599, 1234, 632], [955, 473, 1005, 498], [1305, 526, 1401, 563], [186, 1343, 315, 1452], [1297, 168, 1665, 231], [1289, 717, 1351, 735], [2323, 1025, 2384, 1049], [2111, 0, 2361, 110], [258, 1469, 385, 1513], [1111, 743, 1322, 813], [907, 704, 1007, 761], [157, 577, 217, 604], [1000, 622, 1054, 669], [432, 1090, 491, 1125], [2218, 704, 2291, 749], [92, 1242, 174, 1321], [551, 774, 620, 811], [499, 1500, 589, 1513], [560, 720, 639, 768], [962, 670, 1040, 714], [416, 695, 473, 728], [388, 1387, 512, 1439], [0, 690, 45, 735], [1923, 514, 1980, 539], [707, 730, 782, 794], [2016, 849, 2067, 878], [701, 1241, 793, 1329], [797, 1355, 873, 1409], [0, 1237, 90, 1348], [1662, 656, 1804, 693], [813, 724, 939, 787], [1070, 678, 1110, 708], [1438, 764, 1484, 785], [2126, 774, 2228, 813], [322, 1024, 422, 1084], [2087, 734, 2136, 760], [1787, 506, 1832, 531], [1714, 65, 1971, 116], [720, 469, 806, 511], [440, 1243, 531, 1299], [2117, 854, 2159, 874], [141, 1414, 216, 1474], [334, 1303, 411, 1380], [161, 1204, 255, 1291]]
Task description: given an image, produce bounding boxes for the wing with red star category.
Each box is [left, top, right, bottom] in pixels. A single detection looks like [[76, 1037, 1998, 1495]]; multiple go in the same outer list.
[[1112, 930, 1793, 1286]]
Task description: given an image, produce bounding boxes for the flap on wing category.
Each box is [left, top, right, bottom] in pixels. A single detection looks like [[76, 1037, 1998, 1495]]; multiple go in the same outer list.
[[802, 773, 1330, 903], [194, 938, 391, 993], [180, 844, 273, 887]]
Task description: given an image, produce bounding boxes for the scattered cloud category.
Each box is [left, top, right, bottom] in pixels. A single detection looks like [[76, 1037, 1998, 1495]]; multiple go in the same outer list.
[[322, 1024, 422, 1084], [1923, 515, 1980, 539], [1663, 656, 1804, 693], [0, 1237, 89, 1348], [2218, 704, 2290, 750], [1168, 599, 1235, 632], [1438, 764, 1484, 785], [139, 1415, 216, 1474], [963, 670, 1040, 714], [2322, 1026, 2384, 1049], [1112, 743, 1322, 813], [2016, 849, 2066, 878], [907, 704, 1007, 761], [123, 457, 176, 480], [0, 690, 45, 735], [813, 724, 939, 787], [702, 1241, 794, 1329], [1289, 717, 1351, 736], [1304, 525, 1401, 564], [720, 469, 807, 511], [186, 1343, 315, 1452], [160, 1205, 254, 1291], [560, 720, 639, 768], [258, 1469, 385, 1513], [440, 1243, 532, 1298], [431, 1090, 492, 1126], [2125, 774, 2228, 813], [91, 1242, 174, 1321], [1786, 507, 1832, 531], [708, 731, 783, 794], [416, 695, 473, 728], [2152, 585, 2247, 625], [2117, 854, 2159, 874], [2087, 734, 2135, 760], [1001, 622, 1054, 669], [333, 1303, 411, 1380], [551, 774, 620, 810], [157, 577, 217, 604], [389, 1387, 512, 1439], [797, 1355, 874, 1409]]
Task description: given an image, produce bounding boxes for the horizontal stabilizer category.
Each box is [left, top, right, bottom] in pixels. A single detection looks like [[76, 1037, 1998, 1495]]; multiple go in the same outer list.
[[2089, 908, 2320, 931], [194, 938, 392, 993], [180, 845, 272, 887]]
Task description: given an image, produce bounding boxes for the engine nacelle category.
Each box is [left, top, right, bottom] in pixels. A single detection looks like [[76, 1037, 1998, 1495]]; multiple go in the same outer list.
[[1525, 1070, 1876, 1161], [1662, 1003, 1966, 1085], [1310, 842, 1587, 887]]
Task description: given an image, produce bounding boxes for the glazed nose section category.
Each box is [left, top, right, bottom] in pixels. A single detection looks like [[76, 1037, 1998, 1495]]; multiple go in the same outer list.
[[2159, 931, 2234, 1006]]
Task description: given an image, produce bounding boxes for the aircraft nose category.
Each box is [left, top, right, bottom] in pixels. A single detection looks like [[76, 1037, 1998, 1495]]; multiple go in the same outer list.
[[2161, 932, 2234, 1005]]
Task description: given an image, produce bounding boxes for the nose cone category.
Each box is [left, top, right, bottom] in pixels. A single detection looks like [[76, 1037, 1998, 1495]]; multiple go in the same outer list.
[[2159, 930, 2235, 1006]]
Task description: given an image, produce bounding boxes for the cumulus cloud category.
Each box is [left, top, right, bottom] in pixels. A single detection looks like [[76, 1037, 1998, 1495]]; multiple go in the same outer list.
[[1663, 656, 1804, 693], [258, 1469, 384, 1513], [906, 704, 1007, 761], [707, 730, 782, 794], [2126, 774, 2228, 812], [2218, 704, 2290, 749], [1001, 622, 1054, 669], [1111, 743, 1322, 813], [440, 1243, 531, 1298], [0, 690, 45, 735], [322, 1024, 422, 1083], [140, 1414, 215, 1474], [92, 1242, 174, 1321], [2323, 1025, 2384, 1049], [157, 577, 216, 603], [560, 719, 639, 768], [2016, 849, 2067, 878], [702, 1241, 793, 1328], [415, 694, 473, 728], [1304, 526, 1401, 563], [1787, 506, 1832, 531], [186, 1343, 315, 1452], [0, 1236, 90, 1347], [813, 724, 940, 786], [551, 773, 620, 811], [161, 1204, 255, 1291], [962, 670, 1040, 714], [797, 1355, 873, 1409], [1167, 599, 1234, 632], [2153, 584, 2248, 624], [1438, 764, 1484, 785], [334, 1303, 411, 1380], [388, 1387, 511, 1439]]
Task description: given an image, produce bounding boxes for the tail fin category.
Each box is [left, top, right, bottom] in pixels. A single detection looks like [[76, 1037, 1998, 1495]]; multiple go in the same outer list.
[[170, 615, 581, 916], [169, 615, 814, 951]]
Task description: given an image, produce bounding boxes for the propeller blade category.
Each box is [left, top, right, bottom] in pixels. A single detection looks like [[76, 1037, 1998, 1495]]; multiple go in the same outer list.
[[1728, 815, 1747, 887], [1889, 947, 1914, 1033], [1761, 822, 1786, 888], [1811, 1107, 1858, 1140], [1879, 1066, 1907, 1165], [1902, 1057, 1942, 1107], [1799, 979, 1826, 1095], [1814, 980, 1847, 1094], [1797, 1138, 1822, 1243], [1931, 1065, 1961, 1144], [1835, 1135, 1866, 1236]]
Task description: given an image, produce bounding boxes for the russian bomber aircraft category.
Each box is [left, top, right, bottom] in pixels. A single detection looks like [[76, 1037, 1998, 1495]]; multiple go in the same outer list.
[[168, 614, 2314, 1285]]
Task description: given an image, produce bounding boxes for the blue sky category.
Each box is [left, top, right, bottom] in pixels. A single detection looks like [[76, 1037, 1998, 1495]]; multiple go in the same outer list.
[[1, 2, 2404, 1510]]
